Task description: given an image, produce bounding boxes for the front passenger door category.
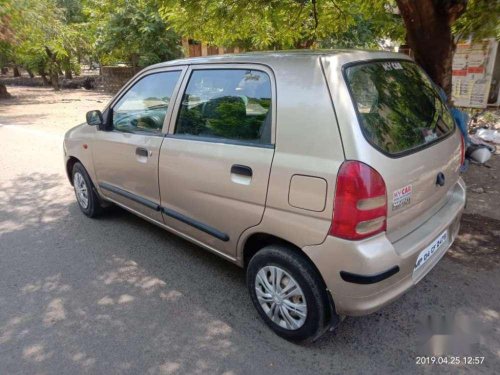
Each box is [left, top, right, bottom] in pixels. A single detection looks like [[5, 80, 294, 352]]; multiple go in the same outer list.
[[93, 68, 184, 222]]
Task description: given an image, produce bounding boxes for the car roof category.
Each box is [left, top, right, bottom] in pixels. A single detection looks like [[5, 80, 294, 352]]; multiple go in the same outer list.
[[147, 49, 411, 70]]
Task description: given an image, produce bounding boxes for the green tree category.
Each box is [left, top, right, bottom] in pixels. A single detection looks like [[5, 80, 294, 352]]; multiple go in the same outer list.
[[453, 0, 500, 40], [86, 0, 182, 67], [1, 0, 90, 88], [57, 0, 92, 78], [161, 0, 402, 49], [160, 0, 499, 96], [395, 0, 499, 96]]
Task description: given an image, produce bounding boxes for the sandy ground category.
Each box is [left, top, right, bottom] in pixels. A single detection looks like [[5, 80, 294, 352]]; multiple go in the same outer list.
[[0, 86, 499, 374], [0, 86, 112, 135]]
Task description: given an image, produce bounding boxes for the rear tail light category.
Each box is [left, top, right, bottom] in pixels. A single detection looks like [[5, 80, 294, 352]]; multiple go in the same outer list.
[[329, 161, 387, 240], [459, 135, 465, 165]]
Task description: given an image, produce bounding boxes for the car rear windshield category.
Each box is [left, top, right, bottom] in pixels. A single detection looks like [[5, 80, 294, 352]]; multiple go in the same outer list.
[[344, 60, 455, 156]]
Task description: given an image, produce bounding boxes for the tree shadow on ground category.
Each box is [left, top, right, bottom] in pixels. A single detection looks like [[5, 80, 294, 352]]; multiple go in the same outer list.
[[0, 173, 498, 374]]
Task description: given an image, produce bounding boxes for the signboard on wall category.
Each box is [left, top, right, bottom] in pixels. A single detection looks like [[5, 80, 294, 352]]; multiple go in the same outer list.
[[451, 39, 498, 108]]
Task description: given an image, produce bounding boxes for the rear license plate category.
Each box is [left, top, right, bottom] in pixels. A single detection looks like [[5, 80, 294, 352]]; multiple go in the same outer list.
[[414, 230, 448, 273]]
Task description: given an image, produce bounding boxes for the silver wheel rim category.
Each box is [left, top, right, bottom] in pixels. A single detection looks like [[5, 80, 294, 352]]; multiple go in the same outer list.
[[73, 172, 89, 209], [255, 266, 307, 330]]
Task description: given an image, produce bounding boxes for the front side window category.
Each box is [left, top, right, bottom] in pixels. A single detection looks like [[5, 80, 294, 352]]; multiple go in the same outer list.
[[113, 71, 181, 134], [175, 69, 272, 144], [345, 60, 455, 155]]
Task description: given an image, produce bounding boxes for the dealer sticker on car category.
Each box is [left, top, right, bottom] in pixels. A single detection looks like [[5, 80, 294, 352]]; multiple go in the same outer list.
[[392, 184, 412, 211], [414, 230, 448, 273]]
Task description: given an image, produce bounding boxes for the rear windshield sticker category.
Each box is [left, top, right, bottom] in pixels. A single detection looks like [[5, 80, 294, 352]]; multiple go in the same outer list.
[[382, 61, 403, 71], [422, 129, 438, 143], [392, 184, 412, 210]]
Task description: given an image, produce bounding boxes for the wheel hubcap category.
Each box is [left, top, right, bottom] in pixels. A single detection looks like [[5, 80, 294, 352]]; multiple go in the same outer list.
[[255, 266, 307, 330], [73, 172, 89, 209]]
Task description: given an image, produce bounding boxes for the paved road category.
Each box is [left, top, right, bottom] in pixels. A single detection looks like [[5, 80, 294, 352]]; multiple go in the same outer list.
[[0, 124, 498, 375]]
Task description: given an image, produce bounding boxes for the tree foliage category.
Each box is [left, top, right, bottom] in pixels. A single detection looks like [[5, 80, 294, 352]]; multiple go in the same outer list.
[[0, 0, 182, 89], [86, 0, 182, 67], [160, 0, 498, 50], [0, 0, 90, 86], [159, 0, 498, 95], [1, 0, 499, 94], [453, 0, 500, 40], [160, 0, 404, 49]]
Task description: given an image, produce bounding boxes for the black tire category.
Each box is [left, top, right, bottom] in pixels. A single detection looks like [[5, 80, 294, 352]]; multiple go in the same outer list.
[[246, 245, 336, 343], [72, 162, 103, 218]]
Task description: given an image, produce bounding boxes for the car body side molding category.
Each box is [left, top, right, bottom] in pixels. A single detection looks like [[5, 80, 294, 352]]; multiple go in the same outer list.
[[99, 182, 229, 242], [99, 183, 161, 211], [161, 207, 230, 242]]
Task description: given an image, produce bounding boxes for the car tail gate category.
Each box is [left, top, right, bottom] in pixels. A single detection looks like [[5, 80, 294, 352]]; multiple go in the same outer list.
[[379, 133, 461, 241], [340, 59, 462, 241]]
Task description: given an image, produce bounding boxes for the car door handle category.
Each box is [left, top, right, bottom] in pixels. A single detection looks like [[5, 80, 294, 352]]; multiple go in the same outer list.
[[231, 164, 252, 177], [136, 147, 149, 157]]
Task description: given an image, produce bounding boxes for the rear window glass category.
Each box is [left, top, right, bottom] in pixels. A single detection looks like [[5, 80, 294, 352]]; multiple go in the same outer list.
[[345, 60, 455, 155]]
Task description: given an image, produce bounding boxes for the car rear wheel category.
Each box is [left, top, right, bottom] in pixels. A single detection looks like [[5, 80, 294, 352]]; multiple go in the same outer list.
[[246, 245, 335, 343], [72, 162, 103, 218]]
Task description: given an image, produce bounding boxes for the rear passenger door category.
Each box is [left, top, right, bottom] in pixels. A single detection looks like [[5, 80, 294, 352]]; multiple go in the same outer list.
[[159, 65, 276, 257]]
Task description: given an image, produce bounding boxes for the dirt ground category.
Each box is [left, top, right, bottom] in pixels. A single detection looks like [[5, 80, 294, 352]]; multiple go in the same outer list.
[[1, 86, 499, 374], [0, 86, 112, 135]]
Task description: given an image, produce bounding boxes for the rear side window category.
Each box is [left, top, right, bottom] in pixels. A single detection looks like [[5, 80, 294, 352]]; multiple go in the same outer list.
[[345, 60, 455, 156], [175, 69, 272, 144]]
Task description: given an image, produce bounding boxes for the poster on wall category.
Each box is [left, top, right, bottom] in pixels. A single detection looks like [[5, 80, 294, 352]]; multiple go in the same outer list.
[[451, 38, 498, 108]]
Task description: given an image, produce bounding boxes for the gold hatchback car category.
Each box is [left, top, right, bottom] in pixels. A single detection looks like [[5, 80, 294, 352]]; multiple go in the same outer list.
[[64, 50, 466, 342]]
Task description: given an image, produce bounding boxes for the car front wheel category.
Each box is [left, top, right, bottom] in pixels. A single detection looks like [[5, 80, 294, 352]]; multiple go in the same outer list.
[[72, 162, 102, 218]]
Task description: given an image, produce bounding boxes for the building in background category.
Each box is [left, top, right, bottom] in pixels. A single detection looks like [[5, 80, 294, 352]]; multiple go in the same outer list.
[[181, 38, 242, 57]]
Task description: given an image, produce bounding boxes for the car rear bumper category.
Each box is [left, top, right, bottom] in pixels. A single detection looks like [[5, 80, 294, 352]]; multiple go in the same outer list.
[[303, 177, 466, 316]]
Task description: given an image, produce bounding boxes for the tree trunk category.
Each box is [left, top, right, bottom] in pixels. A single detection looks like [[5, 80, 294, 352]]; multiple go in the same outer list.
[[0, 83, 11, 99], [50, 70, 60, 91], [27, 69, 35, 78], [13, 65, 20, 77], [38, 65, 50, 85], [396, 0, 467, 98], [130, 53, 140, 68], [63, 54, 73, 79], [45, 46, 61, 91], [40, 73, 50, 85]]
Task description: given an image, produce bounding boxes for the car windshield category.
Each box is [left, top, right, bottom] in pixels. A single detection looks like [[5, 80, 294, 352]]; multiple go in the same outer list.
[[345, 60, 455, 155]]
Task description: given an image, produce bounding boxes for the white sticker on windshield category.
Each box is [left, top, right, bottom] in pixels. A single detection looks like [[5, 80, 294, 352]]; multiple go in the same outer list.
[[422, 129, 438, 143], [382, 62, 403, 71], [392, 184, 412, 210]]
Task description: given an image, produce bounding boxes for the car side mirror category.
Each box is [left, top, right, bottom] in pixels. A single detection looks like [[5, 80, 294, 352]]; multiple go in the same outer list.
[[86, 110, 103, 127]]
